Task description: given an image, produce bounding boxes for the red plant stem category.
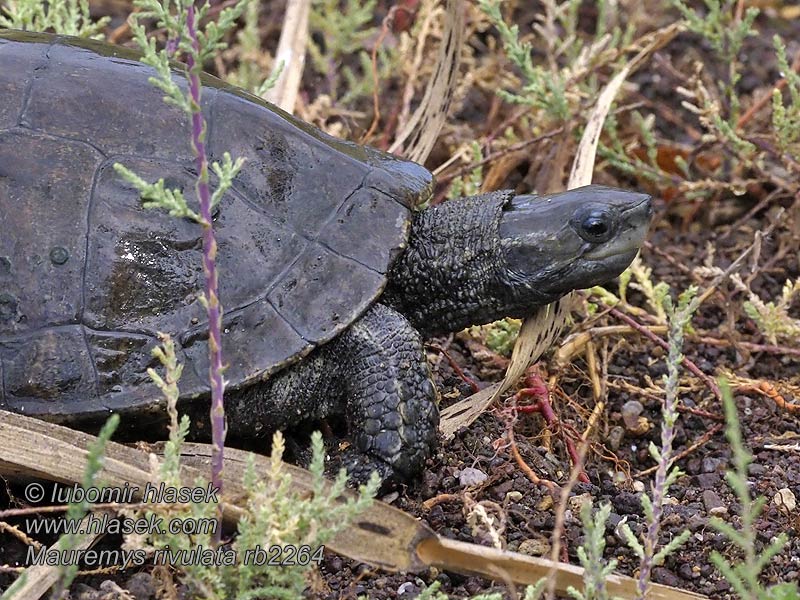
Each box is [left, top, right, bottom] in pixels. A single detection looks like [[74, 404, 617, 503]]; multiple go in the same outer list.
[[513, 374, 589, 483], [186, 5, 225, 543]]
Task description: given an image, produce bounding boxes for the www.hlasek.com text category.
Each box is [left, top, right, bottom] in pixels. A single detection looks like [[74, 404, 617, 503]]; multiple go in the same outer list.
[[26, 512, 219, 537]]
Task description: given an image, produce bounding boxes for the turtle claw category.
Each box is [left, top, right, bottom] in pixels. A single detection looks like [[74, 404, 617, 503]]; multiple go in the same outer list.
[[326, 446, 397, 489]]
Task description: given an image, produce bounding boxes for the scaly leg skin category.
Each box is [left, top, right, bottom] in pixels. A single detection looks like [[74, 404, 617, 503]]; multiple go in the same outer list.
[[223, 303, 439, 482]]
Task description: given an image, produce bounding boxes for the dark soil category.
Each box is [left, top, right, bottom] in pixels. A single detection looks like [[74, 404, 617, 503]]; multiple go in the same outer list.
[[2, 1, 800, 599]]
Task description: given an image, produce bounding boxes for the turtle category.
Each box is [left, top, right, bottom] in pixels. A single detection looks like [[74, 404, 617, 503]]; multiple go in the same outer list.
[[0, 31, 652, 480]]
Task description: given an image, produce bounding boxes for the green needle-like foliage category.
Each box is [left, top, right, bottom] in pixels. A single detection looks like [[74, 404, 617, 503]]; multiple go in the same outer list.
[[477, 0, 569, 122], [55, 415, 120, 596], [568, 501, 620, 600], [417, 581, 545, 600], [0, 0, 108, 37], [620, 287, 697, 599], [772, 36, 800, 158], [709, 380, 796, 600]]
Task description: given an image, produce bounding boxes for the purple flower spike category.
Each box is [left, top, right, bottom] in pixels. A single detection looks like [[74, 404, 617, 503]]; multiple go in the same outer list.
[[166, 36, 180, 56], [185, 2, 226, 545]]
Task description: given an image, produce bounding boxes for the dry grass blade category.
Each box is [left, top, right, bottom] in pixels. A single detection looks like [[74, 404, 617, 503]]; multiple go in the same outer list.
[[263, 0, 311, 113], [0, 412, 707, 599], [2, 516, 101, 600], [388, 0, 463, 163], [439, 298, 575, 439], [569, 22, 683, 186], [417, 537, 708, 600], [438, 22, 682, 438]]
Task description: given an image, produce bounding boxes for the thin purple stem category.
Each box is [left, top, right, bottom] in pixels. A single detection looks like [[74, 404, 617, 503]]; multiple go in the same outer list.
[[185, 4, 225, 545]]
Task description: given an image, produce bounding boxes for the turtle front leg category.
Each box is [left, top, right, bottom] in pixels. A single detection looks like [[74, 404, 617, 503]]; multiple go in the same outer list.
[[332, 303, 440, 481], [223, 303, 439, 482]]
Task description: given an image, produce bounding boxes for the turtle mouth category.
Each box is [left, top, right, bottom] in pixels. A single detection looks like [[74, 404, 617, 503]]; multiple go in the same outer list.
[[582, 193, 652, 261]]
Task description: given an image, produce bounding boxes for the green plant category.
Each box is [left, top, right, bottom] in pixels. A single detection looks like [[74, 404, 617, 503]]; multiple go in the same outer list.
[[469, 318, 522, 357], [113, 0, 248, 523], [0, 0, 108, 37], [567, 501, 619, 600], [625, 256, 671, 325], [671, 0, 758, 125], [0, 417, 120, 600], [771, 35, 800, 159], [123, 335, 380, 598], [56, 415, 120, 596], [477, 0, 570, 122], [417, 580, 545, 600], [476, 0, 634, 128], [733, 276, 800, 345], [308, 0, 396, 104], [226, 0, 284, 96], [599, 111, 682, 190], [619, 287, 697, 600], [709, 380, 796, 600], [448, 141, 485, 199]]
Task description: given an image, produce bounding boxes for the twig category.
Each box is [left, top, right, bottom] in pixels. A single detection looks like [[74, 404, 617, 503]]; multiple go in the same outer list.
[[0, 521, 41, 548], [263, 0, 311, 112], [434, 127, 565, 183], [362, 13, 393, 142], [742, 382, 800, 413], [422, 493, 461, 510], [636, 424, 723, 478], [545, 440, 589, 600], [694, 336, 800, 359], [737, 46, 800, 130], [609, 308, 721, 400], [1, 515, 101, 600], [507, 430, 557, 492], [427, 343, 481, 394], [510, 370, 589, 483]]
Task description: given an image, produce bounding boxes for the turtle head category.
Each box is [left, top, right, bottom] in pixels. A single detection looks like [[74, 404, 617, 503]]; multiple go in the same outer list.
[[383, 185, 651, 336], [498, 185, 652, 305]]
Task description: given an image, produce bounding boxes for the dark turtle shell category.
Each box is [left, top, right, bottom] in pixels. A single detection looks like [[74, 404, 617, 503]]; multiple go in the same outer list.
[[0, 31, 432, 422]]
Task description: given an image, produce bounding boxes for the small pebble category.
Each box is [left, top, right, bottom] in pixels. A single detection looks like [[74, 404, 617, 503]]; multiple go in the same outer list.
[[397, 581, 420, 597], [518, 538, 551, 556], [652, 566, 681, 587], [568, 492, 593, 513], [687, 513, 707, 531], [458, 467, 488, 487], [126, 572, 156, 600], [381, 491, 400, 504], [773, 488, 796, 514], [621, 400, 644, 429], [632, 480, 645, 492], [702, 490, 728, 516], [74, 584, 99, 600], [695, 473, 721, 489], [678, 562, 699, 580], [607, 425, 625, 451]]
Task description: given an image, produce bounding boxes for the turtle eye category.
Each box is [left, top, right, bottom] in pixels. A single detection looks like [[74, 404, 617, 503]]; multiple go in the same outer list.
[[578, 210, 613, 243]]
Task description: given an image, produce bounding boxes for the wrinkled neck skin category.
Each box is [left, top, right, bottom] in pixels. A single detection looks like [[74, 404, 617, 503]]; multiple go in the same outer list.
[[383, 191, 552, 337]]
